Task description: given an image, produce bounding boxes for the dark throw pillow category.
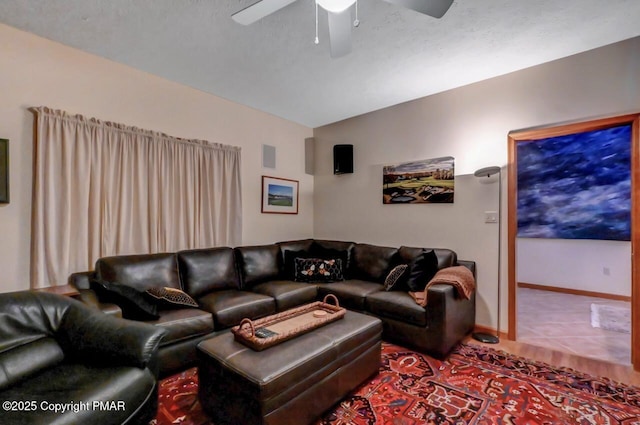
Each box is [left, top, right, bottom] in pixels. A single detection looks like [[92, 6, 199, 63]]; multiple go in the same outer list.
[[294, 257, 344, 283], [90, 279, 159, 321], [310, 243, 350, 270], [384, 264, 409, 291], [146, 287, 199, 309], [405, 250, 439, 292], [283, 249, 311, 279]]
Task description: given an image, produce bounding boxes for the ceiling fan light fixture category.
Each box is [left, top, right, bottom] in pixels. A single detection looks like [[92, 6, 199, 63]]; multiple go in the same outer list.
[[233, 0, 453, 58], [316, 0, 356, 13]]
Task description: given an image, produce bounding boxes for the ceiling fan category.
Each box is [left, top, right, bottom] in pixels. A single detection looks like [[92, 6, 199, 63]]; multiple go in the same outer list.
[[232, 0, 454, 58]]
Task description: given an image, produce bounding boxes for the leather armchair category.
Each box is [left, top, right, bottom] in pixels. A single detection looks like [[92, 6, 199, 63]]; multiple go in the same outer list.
[[0, 290, 166, 425]]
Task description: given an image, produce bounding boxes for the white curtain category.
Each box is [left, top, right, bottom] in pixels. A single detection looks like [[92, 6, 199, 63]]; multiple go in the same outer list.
[[31, 107, 242, 288]]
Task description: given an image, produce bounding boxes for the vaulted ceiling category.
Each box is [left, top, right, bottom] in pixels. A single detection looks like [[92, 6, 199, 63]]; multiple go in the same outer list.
[[1, 0, 639, 127]]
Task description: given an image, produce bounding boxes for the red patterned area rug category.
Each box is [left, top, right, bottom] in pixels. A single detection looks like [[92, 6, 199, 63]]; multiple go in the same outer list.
[[150, 342, 640, 425]]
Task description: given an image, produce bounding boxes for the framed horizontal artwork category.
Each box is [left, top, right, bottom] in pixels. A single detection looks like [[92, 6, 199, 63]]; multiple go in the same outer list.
[[383, 156, 455, 204], [0, 139, 8, 204], [516, 120, 632, 241], [261, 176, 299, 214]]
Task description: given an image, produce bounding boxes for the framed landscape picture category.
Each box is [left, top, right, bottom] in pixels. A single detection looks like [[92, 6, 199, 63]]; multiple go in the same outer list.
[[0, 139, 8, 204], [261, 176, 299, 214], [383, 156, 454, 204]]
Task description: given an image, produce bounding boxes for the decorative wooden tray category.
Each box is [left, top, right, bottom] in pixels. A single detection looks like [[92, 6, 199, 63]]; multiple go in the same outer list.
[[232, 294, 345, 351]]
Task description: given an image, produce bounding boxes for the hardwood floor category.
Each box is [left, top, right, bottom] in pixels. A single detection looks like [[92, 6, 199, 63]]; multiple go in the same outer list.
[[466, 287, 639, 386], [516, 287, 631, 365], [464, 336, 640, 387]]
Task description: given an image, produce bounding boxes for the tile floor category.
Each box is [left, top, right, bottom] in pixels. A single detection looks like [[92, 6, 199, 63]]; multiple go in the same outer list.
[[517, 287, 631, 365]]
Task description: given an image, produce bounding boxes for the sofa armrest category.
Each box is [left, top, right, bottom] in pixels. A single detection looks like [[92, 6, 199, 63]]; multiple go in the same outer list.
[[70, 271, 124, 316], [68, 271, 95, 290], [458, 260, 478, 279], [59, 302, 166, 370], [75, 288, 123, 318], [456, 260, 476, 278], [425, 283, 476, 357]]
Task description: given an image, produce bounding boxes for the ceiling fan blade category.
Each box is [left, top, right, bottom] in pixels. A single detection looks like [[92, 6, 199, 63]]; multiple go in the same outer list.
[[232, 0, 299, 25], [382, 0, 454, 18], [327, 10, 352, 58]]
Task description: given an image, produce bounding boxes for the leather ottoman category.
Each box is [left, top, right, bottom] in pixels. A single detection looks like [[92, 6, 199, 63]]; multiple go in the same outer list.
[[197, 310, 382, 425]]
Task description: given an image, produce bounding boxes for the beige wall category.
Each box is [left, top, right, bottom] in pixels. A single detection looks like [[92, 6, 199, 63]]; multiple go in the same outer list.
[[518, 239, 630, 296], [0, 23, 313, 292], [313, 37, 640, 332]]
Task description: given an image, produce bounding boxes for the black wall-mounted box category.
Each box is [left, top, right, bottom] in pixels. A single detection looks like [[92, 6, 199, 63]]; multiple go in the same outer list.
[[333, 144, 353, 175]]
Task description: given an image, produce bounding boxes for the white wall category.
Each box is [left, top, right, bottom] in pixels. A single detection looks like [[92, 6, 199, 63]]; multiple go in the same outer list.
[[0, 24, 313, 292], [313, 37, 640, 332], [517, 239, 631, 296]]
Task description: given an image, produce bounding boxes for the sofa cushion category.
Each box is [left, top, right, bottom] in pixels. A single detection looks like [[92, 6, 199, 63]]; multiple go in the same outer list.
[[235, 245, 282, 289], [313, 240, 355, 253], [177, 247, 240, 297], [405, 250, 439, 292], [197, 290, 276, 329], [282, 249, 312, 280], [278, 239, 314, 259], [90, 280, 159, 320], [365, 291, 427, 327], [316, 280, 384, 311], [146, 287, 199, 309], [1, 363, 156, 425], [278, 239, 315, 279], [0, 337, 65, 391], [310, 244, 350, 274], [294, 257, 344, 283], [398, 246, 457, 270], [350, 244, 399, 283], [252, 280, 318, 311], [96, 252, 181, 291], [312, 240, 354, 271], [149, 308, 214, 346]]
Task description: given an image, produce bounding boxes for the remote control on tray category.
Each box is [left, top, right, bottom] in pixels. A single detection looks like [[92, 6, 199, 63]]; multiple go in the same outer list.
[[254, 327, 279, 338]]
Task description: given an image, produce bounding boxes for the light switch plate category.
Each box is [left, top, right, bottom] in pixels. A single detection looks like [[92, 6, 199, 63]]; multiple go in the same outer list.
[[484, 211, 498, 223]]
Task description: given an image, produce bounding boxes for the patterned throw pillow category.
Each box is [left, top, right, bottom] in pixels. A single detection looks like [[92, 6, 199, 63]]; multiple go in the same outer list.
[[294, 257, 344, 283], [283, 249, 311, 279], [384, 264, 409, 291], [146, 287, 199, 309]]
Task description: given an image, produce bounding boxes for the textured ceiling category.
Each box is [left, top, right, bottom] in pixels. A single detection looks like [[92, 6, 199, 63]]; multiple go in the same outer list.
[[1, 0, 639, 127]]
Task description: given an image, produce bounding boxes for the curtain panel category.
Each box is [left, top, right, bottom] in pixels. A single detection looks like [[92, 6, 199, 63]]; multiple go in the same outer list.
[[31, 107, 242, 288]]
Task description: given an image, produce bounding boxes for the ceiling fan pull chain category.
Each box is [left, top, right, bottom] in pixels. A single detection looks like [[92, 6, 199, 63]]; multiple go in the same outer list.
[[354, 0, 359, 27], [314, 1, 319, 44]]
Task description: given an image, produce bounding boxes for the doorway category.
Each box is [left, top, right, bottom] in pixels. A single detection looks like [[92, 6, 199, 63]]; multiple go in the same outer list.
[[517, 286, 631, 364], [507, 113, 640, 371]]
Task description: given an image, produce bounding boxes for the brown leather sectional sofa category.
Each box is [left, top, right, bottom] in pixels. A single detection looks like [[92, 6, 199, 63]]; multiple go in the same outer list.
[[69, 239, 476, 378]]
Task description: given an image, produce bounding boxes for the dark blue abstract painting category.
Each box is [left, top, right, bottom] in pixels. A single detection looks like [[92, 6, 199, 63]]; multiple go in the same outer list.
[[517, 124, 631, 241]]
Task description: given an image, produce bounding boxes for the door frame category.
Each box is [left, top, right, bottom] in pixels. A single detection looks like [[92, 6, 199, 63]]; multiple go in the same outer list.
[[507, 113, 640, 371]]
